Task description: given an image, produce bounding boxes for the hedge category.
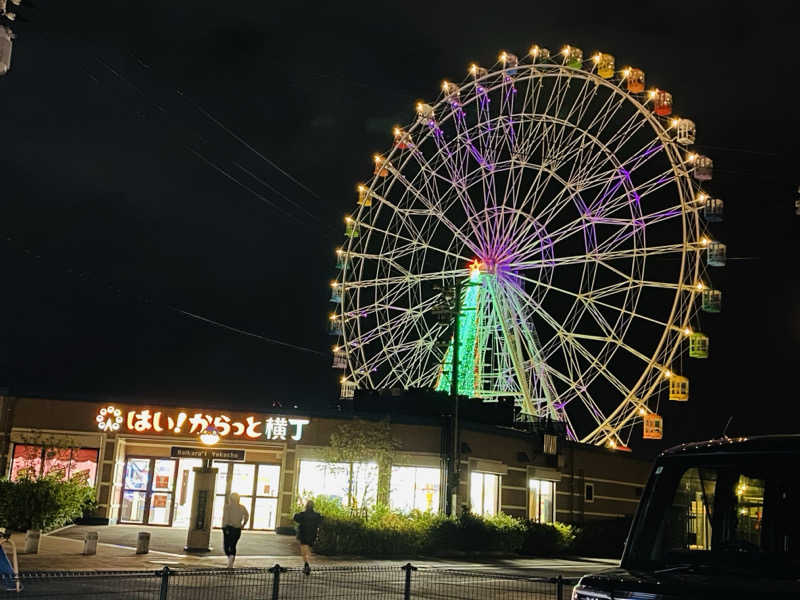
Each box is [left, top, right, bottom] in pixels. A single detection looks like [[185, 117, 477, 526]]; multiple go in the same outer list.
[[0, 473, 97, 532], [304, 496, 576, 557]]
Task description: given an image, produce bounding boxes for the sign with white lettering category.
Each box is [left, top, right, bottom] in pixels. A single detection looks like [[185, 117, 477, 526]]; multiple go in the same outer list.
[[94, 405, 309, 441], [170, 447, 245, 461]]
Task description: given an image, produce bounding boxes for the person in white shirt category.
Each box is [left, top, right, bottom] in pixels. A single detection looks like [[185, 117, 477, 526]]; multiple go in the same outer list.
[[221, 492, 249, 568]]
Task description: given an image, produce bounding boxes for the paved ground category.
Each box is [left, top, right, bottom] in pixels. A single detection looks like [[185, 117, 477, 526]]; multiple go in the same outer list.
[[2, 524, 617, 597], [0, 526, 617, 577], [50, 524, 298, 557]]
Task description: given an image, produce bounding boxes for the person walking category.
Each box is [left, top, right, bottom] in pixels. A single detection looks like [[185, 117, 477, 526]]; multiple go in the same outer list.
[[293, 500, 323, 575], [221, 492, 249, 568]]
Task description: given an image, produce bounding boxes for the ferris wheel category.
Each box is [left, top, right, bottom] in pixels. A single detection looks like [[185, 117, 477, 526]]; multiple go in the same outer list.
[[329, 45, 725, 447]]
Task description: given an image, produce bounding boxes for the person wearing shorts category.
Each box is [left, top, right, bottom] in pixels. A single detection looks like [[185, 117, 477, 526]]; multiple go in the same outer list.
[[293, 500, 323, 575]]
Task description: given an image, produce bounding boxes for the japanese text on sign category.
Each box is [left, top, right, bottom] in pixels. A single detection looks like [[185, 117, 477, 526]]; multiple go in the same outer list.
[[95, 406, 309, 441]]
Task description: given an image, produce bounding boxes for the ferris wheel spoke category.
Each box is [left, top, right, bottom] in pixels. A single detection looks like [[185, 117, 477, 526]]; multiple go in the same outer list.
[[356, 220, 472, 264], [343, 268, 469, 292], [503, 283, 618, 430]]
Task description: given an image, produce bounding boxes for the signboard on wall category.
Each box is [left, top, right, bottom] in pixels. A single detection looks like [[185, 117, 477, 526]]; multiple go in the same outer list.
[[170, 447, 246, 461], [94, 404, 309, 442]]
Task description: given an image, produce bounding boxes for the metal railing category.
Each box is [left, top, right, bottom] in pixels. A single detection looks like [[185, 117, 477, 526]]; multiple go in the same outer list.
[[0, 564, 579, 599]]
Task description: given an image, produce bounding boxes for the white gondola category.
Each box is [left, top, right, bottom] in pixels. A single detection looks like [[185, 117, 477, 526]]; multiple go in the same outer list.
[[675, 118, 696, 145], [707, 241, 727, 267]]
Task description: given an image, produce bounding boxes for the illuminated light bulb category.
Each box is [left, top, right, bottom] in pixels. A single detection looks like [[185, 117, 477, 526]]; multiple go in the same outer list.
[[700, 237, 709, 246], [639, 407, 647, 416], [683, 327, 692, 336], [357, 183, 366, 192], [442, 80, 450, 92], [696, 282, 704, 291], [331, 281, 338, 288], [664, 369, 672, 378], [329, 313, 337, 321], [344, 216, 352, 223], [687, 153, 698, 162], [622, 67, 631, 78], [648, 89, 658, 100], [592, 53, 600, 63], [529, 46, 540, 56], [499, 51, 507, 62], [393, 126, 400, 136], [469, 63, 478, 74], [671, 118, 680, 127], [340, 376, 348, 384], [561, 46, 570, 55], [608, 439, 617, 448], [697, 193, 707, 202], [332, 345, 339, 352], [373, 153, 383, 163], [335, 247, 343, 255]]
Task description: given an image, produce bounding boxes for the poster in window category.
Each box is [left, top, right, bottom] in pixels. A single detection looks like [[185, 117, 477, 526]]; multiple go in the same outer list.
[[155, 475, 170, 489], [153, 494, 168, 508]]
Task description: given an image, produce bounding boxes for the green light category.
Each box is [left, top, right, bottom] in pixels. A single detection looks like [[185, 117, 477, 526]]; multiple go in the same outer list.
[[436, 276, 481, 396]]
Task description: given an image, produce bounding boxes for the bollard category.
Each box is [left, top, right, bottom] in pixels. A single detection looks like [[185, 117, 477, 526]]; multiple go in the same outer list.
[[136, 531, 151, 554], [82, 531, 98, 555], [24, 529, 41, 554]]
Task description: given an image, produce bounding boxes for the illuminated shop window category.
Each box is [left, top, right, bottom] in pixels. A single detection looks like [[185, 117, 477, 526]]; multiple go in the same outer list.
[[529, 479, 555, 523], [297, 460, 378, 509], [470, 472, 499, 516], [390, 466, 441, 513], [10, 444, 98, 485]]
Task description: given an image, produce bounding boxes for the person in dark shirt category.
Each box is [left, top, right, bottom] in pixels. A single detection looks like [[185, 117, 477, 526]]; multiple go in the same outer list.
[[293, 500, 323, 575]]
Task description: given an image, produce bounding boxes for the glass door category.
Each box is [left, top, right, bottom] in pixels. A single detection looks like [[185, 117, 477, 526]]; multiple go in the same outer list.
[[119, 457, 178, 525], [253, 464, 281, 529], [148, 459, 177, 525], [209, 461, 281, 530], [173, 458, 203, 527], [120, 458, 151, 523]]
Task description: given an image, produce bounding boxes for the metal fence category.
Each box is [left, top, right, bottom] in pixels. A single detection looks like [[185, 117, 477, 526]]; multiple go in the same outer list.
[[0, 564, 578, 600]]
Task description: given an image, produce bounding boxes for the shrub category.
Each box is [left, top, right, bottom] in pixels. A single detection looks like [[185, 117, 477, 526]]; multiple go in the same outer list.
[[0, 472, 96, 532], [310, 496, 528, 557], [520, 520, 576, 556]]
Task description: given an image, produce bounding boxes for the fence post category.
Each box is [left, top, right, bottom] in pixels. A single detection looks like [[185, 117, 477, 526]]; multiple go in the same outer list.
[[269, 563, 286, 600], [401, 563, 417, 600], [556, 575, 563, 600], [158, 566, 170, 600]]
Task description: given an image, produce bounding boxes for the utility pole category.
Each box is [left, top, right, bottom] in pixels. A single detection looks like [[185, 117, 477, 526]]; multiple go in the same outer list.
[[448, 279, 462, 517], [434, 278, 465, 516]]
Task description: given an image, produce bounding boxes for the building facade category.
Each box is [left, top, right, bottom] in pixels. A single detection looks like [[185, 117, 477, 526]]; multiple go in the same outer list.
[[0, 394, 653, 531]]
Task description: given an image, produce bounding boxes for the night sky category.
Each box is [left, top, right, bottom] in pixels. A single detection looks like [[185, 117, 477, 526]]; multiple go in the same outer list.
[[2, 1, 798, 453]]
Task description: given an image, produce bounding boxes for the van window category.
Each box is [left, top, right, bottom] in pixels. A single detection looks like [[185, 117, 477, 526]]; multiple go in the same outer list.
[[625, 455, 798, 577]]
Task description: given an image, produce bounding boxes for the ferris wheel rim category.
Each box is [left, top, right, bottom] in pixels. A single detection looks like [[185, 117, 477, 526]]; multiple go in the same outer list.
[[337, 51, 711, 445]]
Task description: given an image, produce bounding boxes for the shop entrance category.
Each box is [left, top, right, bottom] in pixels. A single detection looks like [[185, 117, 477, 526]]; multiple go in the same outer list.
[[119, 457, 178, 525], [120, 456, 281, 529]]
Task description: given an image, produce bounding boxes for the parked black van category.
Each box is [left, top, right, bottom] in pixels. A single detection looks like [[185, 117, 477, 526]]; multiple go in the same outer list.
[[572, 435, 800, 599]]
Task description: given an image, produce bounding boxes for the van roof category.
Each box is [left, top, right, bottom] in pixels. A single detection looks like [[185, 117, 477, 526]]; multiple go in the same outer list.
[[662, 434, 800, 457]]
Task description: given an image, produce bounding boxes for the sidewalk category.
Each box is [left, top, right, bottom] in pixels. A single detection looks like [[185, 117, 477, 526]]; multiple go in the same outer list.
[[6, 526, 618, 576]]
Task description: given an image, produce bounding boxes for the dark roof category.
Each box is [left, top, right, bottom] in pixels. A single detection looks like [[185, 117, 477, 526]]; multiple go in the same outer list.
[[661, 434, 800, 457]]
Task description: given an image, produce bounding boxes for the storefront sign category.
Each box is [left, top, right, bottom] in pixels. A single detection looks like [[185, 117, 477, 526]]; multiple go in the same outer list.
[[94, 405, 309, 441], [170, 446, 245, 461]]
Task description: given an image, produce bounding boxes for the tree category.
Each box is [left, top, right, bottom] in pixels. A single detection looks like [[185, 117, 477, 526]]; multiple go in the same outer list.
[[323, 418, 400, 509]]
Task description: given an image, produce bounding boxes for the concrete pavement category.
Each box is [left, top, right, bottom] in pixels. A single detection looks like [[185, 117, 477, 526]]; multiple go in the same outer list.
[[5, 525, 618, 577]]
